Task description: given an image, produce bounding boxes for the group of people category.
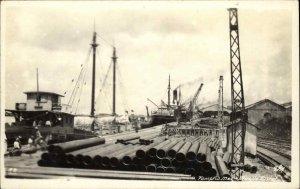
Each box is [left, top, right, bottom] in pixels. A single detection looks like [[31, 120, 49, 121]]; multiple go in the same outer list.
[[13, 126, 44, 151], [33, 120, 52, 127]]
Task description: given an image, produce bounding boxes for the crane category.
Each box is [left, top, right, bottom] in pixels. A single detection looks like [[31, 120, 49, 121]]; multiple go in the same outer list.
[[228, 8, 247, 180], [188, 83, 204, 120]]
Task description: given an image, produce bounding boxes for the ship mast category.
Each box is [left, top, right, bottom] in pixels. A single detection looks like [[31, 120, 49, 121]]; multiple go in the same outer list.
[[90, 31, 98, 130], [112, 47, 117, 116], [167, 74, 171, 108], [36, 68, 40, 104]]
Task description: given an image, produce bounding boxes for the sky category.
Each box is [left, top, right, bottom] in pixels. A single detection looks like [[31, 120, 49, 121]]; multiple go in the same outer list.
[[2, 1, 296, 115]]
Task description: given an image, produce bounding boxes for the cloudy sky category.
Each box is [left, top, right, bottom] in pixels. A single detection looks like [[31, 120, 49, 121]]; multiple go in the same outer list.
[[2, 1, 296, 115]]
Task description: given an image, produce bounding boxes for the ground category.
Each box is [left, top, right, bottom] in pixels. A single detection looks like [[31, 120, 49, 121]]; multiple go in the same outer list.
[[242, 157, 286, 182]]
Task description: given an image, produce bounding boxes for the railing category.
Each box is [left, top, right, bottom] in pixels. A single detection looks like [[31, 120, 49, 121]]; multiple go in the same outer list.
[[162, 126, 219, 137]]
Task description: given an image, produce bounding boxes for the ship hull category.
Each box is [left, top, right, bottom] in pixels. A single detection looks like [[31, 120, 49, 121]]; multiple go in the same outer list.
[[140, 114, 176, 129], [5, 125, 96, 146]]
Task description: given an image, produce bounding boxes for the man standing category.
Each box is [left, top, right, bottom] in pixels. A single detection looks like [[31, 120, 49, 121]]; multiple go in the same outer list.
[[129, 110, 139, 133]]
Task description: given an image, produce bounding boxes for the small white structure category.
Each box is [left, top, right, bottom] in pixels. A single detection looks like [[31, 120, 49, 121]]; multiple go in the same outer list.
[[225, 119, 260, 156]]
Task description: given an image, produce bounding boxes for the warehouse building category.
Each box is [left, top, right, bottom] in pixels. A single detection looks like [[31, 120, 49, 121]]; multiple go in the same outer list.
[[245, 99, 288, 125]]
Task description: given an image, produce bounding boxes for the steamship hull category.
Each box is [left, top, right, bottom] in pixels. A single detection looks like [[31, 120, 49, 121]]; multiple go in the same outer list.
[[140, 114, 176, 129]]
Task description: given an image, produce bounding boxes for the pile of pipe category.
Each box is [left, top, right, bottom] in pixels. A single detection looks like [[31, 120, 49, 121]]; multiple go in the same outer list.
[[38, 134, 231, 180]]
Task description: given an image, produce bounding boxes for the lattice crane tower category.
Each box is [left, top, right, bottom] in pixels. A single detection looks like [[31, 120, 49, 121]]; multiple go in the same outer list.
[[228, 8, 247, 180]]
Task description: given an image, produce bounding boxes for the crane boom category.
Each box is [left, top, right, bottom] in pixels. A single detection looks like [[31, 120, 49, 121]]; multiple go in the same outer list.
[[190, 83, 204, 111], [147, 98, 159, 108]]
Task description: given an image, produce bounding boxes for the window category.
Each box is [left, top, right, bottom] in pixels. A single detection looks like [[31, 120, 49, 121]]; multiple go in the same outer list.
[[36, 94, 41, 102]]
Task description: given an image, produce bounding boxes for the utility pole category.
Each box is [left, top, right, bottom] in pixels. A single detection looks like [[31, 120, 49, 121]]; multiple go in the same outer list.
[[228, 8, 246, 180], [112, 47, 117, 116], [90, 31, 98, 131], [218, 76, 224, 128]]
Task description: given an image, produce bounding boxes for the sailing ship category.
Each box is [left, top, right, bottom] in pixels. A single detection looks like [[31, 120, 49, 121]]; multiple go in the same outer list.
[[4, 31, 115, 145]]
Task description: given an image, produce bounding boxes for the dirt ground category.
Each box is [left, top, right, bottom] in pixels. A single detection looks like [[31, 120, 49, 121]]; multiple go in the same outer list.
[[242, 157, 286, 182]]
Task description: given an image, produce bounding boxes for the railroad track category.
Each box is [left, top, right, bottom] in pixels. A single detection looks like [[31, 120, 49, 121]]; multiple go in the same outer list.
[[257, 141, 291, 150], [257, 136, 291, 155], [258, 136, 291, 144], [257, 145, 291, 182]]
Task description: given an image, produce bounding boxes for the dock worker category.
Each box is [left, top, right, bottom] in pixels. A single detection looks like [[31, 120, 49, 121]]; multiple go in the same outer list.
[[129, 110, 139, 133], [45, 120, 52, 127], [28, 135, 34, 147], [34, 127, 43, 144], [13, 136, 22, 150]]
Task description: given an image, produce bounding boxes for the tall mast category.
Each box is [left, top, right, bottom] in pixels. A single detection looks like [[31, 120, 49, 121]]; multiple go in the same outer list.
[[112, 47, 117, 116], [91, 31, 98, 123], [36, 68, 39, 93], [36, 68, 40, 103], [167, 74, 171, 108]]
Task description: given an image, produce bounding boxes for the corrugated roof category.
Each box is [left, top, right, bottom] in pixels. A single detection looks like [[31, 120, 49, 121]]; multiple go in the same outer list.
[[245, 99, 285, 110]]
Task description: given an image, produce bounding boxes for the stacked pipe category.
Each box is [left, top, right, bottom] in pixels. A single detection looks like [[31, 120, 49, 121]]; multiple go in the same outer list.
[[39, 137, 105, 167], [38, 135, 231, 180]]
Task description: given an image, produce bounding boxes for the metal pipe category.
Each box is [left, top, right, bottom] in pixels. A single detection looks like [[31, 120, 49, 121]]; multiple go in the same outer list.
[[147, 140, 171, 157], [215, 155, 230, 178], [161, 158, 172, 167], [144, 155, 160, 166], [175, 141, 192, 162], [90, 143, 130, 166], [156, 166, 166, 173], [171, 158, 180, 167], [166, 167, 176, 173], [116, 135, 140, 143], [6, 166, 195, 180], [156, 140, 178, 159], [137, 165, 147, 172], [167, 140, 185, 158], [202, 147, 212, 172], [110, 145, 144, 167], [48, 137, 105, 154], [185, 168, 196, 176], [133, 156, 145, 165], [66, 143, 112, 166], [186, 141, 200, 161], [146, 164, 157, 172], [196, 141, 207, 162], [222, 151, 231, 167], [210, 151, 218, 177], [101, 144, 136, 167], [135, 136, 166, 159]]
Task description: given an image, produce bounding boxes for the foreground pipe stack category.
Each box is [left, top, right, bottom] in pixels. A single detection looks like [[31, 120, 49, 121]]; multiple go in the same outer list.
[[38, 134, 231, 180]]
